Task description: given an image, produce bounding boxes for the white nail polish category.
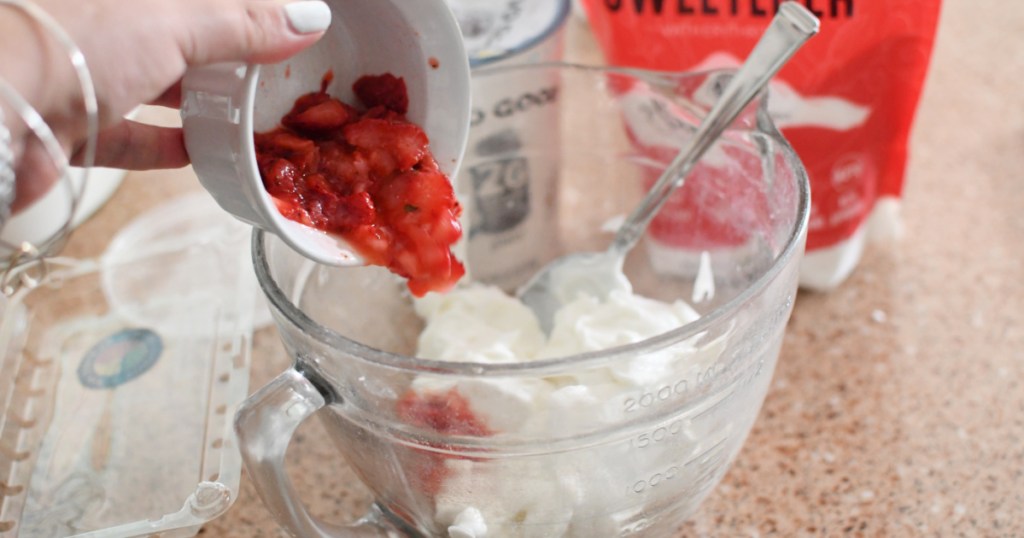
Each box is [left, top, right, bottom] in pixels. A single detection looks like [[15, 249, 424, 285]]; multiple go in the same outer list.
[[284, 1, 332, 34]]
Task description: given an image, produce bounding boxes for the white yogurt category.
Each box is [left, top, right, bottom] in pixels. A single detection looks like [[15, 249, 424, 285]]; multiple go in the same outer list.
[[410, 276, 729, 537]]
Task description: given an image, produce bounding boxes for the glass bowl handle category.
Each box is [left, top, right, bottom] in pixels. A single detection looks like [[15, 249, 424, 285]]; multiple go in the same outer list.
[[234, 368, 398, 537]]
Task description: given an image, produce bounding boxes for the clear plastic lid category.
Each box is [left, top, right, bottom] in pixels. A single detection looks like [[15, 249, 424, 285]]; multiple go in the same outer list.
[[0, 192, 259, 537]]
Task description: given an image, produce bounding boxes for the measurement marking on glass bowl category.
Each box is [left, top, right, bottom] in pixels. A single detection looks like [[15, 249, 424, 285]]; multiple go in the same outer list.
[[629, 419, 687, 450], [623, 363, 725, 413], [627, 464, 681, 495], [625, 437, 731, 496]]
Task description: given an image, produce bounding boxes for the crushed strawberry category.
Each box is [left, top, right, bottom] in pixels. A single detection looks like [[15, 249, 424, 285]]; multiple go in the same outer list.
[[353, 73, 410, 115], [282, 97, 356, 133], [396, 388, 492, 495], [254, 73, 465, 296]]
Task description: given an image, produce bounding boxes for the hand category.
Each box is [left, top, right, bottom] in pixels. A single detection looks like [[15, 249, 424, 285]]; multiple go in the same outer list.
[[0, 0, 331, 210]]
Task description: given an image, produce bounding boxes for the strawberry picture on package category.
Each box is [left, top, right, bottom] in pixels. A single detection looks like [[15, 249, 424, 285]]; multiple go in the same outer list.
[[254, 72, 465, 297]]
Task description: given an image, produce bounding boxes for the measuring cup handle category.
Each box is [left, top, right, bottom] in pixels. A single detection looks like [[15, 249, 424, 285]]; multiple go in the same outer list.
[[234, 368, 398, 537]]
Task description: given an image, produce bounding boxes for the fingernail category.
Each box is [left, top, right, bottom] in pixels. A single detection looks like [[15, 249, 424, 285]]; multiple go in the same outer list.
[[284, 0, 331, 34]]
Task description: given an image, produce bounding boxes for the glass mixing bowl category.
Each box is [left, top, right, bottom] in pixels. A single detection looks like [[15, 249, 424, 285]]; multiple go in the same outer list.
[[236, 62, 809, 537]]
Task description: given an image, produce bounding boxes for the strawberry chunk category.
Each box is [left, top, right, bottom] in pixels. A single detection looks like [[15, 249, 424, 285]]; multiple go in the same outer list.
[[332, 192, 377, 231], [283, 98, 357, 135], [260, 158, 300, 199], [255, 131, 319, 173], [252, 72, 465, 296], [343, 118, 429, 172], [376, 169, 465, 295], [353, 73, 409, 114]]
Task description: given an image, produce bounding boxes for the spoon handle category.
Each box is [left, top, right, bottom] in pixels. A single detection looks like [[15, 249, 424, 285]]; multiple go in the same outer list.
[[610, 2, 820, 256]]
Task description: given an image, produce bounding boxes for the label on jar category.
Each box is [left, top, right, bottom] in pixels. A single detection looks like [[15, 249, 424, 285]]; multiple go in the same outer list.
[[447, 0, 571, 67], [448, 0, 571, 291], [460, 74, 562, 291]]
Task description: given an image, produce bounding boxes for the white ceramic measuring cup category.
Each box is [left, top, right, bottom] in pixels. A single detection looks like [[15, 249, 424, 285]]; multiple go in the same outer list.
[[181, 0, 472, 267]]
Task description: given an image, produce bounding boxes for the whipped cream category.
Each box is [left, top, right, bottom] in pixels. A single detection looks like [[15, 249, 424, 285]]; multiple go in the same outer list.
[[448, 507, 488, 538], [409, 275, 729, 537]]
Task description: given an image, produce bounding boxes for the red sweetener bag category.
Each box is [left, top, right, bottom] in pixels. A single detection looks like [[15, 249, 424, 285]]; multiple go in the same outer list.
[[580, 0, 941, 289]]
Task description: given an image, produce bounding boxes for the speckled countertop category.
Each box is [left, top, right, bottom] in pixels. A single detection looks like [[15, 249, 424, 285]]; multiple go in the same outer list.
[[54, 0, 1024, 535]]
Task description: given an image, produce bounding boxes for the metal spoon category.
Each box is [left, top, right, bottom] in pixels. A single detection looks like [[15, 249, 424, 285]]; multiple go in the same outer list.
[[516, 2, 820, 332]]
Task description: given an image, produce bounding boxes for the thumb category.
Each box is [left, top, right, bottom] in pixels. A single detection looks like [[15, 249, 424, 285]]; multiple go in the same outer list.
[[181, 0, 332, 66]]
